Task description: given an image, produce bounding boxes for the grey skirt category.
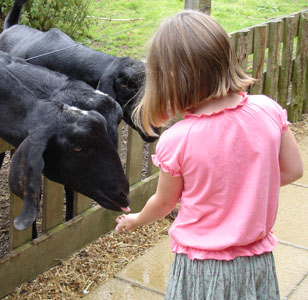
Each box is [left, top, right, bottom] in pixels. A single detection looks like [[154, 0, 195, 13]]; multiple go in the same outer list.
[[165, 252, 280, 300]]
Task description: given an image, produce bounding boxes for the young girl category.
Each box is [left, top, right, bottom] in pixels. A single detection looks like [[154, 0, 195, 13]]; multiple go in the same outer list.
[[115, 10, 303, 300]]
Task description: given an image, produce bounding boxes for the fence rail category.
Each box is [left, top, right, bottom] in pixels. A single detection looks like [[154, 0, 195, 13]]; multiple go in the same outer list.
[[0, 8, 308, 298]]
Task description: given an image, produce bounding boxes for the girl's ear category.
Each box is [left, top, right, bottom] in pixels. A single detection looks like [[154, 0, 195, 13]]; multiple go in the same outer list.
[[9, 132, 48, 230]]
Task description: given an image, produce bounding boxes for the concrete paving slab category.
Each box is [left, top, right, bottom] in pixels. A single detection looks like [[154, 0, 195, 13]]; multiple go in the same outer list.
[[116, 236, 174, 294], [83, 277, 164, 300], [274, 242, 308, 298], [288, 274, 308, 300], [274, 185, 308, 248]]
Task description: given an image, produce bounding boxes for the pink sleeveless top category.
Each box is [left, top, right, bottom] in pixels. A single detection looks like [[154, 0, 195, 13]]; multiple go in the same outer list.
[[152, 93, 288, 260]]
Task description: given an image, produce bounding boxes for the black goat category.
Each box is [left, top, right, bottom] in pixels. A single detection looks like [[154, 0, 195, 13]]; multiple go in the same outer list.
[[0, 0, 159, 142], [0, 51, 124, 222], [0, 50, 123, 149], [0, 51, 130, 230]]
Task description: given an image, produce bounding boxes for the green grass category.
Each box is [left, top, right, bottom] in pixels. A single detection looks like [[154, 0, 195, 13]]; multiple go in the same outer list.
[[85, 0, 185, 58], [84, 0, 308, 59], [213, 0, 308, 33]]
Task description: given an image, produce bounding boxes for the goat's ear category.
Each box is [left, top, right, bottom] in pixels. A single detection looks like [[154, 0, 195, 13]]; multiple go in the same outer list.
[[97, 62, 119, 99], [9, 134, 47, 230]]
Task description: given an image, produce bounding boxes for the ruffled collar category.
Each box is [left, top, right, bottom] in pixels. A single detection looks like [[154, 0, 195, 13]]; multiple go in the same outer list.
[[184, 92, 248, 118]]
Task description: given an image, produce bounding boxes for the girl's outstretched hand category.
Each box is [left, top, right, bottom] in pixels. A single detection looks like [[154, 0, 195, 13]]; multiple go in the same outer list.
[[115, 213, 140, 232], [115, 170, 183, 233]]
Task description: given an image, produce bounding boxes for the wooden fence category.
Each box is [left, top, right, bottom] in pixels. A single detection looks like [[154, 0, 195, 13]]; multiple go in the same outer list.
[[0, 8, 308, 298], [230, 9, 308, 121]]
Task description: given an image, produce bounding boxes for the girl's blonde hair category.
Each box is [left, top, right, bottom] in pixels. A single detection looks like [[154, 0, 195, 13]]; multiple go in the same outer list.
[[133, 10, 255, 136]]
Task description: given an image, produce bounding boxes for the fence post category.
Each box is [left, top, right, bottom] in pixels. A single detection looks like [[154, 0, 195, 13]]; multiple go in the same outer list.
[[250, 25, 267, 95], [126, 127, 144, 185], [9, 192, 32, 249], [264, 20, 283, 101], [42, 178, 64, 232], [278, 15, 297, 109], [185, 0, 211, 15], [235, 29, 252, 71], [289, 12, 308, 121]]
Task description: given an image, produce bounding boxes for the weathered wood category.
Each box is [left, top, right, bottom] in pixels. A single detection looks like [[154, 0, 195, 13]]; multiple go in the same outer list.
[[0, 138, 13, 153], [129, 173, 160, 212], [264, 20, 282, 100], [0, 173, 159, 299], [125, 127, 144, 185], [42, 178, 64, 232], [305, 53, 308, 113], [229, 33, 237, 53], [301, 12, 308, 115], [185, 0, 211, 15], [251, 25, 267, 95], [117, 121, 123, 156], [278, 15, 297, 108], [289, 12, 308, 121], [235, 30, 252, 70], [74, 193, 92, 216], [9, 193, 32, 250], [147, 140, 159, 177]]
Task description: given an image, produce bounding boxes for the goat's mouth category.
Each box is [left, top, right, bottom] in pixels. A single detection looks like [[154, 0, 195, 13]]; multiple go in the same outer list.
[[94, 192, 130, 212]]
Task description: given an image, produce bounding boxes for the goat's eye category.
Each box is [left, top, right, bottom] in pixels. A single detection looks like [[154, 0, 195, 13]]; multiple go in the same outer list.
[[73, 146, 83, 152], [120, 83, 128, 89]]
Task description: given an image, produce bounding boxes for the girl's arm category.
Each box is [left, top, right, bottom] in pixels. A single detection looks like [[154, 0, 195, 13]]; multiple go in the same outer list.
[[115, 170, 183, 232], [279, 127, 303, 186]]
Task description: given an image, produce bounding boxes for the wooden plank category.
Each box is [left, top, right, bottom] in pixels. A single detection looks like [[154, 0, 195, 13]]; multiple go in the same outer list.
[[200, 0, 211, 15], [0, 138, 13, 153], [229, 32, 237, 53], [235, 30, 251, 70], [42, 178, 64, 232], [125, 127, 144, 185], [9, 192, 32, 250], [117, 121, 123, 156], [305, 53, 308, 113], [129, 172, 160, 212], [302, 13, 308, 115], [0, 173, 159, 298], [147, 140, 159, 177], [246, 29, 254, 55], [185, 0, 211, 14], [251, 25, 267, 95], [74, 193, 92, 216], [289, 12, 308, 121], [278, 15, 297, 109], [264, 20, 282, 100]]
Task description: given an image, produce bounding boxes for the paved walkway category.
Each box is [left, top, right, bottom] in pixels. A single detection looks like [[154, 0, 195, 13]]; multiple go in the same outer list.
[[84, 136, 308, 300]]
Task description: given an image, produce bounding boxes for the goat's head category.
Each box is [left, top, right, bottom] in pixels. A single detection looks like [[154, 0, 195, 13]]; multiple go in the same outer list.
[[97, 57, 160, 142], [63, 82, 123, 148], [91, 90, 123, 148], [9, 102, 129, 230]]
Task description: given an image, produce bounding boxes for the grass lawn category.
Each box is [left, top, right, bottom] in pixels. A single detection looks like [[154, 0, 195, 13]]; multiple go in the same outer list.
[[85, 0, 307, 59]]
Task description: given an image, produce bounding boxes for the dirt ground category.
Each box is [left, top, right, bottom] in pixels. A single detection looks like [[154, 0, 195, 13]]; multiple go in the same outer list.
[[1, 114, 307, 299]]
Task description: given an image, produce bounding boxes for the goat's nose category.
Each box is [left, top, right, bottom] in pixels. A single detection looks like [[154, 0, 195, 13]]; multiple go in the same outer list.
[[120, 192, 130, 205]]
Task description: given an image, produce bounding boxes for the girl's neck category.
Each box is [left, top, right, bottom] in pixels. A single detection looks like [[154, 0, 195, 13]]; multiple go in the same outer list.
[[192, 93, 243, 115]]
